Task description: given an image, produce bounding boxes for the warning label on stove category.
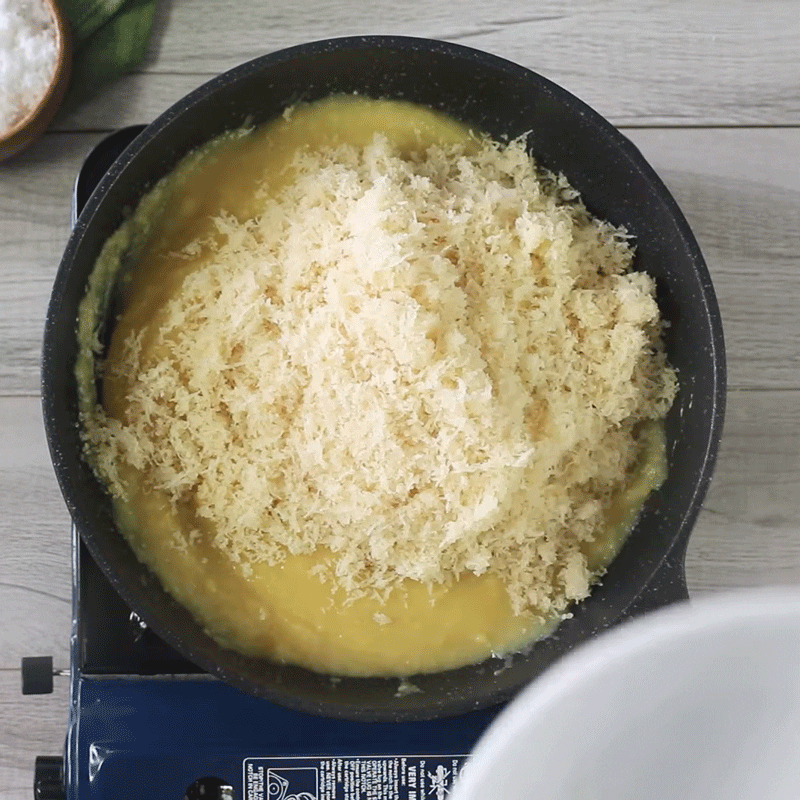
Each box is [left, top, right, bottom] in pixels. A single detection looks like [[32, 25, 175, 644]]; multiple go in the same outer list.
[[243, 755, 466, 800]]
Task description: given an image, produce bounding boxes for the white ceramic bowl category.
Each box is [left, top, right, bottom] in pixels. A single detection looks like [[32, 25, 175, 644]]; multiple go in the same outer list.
[[452, 588, 800, 800]]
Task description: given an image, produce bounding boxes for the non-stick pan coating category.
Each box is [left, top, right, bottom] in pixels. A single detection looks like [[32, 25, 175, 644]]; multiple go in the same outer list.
[[42, 36, 725, 721]]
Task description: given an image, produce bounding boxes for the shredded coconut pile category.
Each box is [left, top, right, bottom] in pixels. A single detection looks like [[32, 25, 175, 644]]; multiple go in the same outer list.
[[0, 0, 58, 134], [86, 134, 676, 619]]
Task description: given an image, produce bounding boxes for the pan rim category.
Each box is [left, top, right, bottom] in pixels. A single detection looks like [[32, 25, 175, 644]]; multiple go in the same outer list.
[[41, 35, 726, 722]]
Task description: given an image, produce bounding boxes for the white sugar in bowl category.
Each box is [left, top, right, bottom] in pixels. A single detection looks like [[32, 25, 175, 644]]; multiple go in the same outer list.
[[0, 0, 71, 162]]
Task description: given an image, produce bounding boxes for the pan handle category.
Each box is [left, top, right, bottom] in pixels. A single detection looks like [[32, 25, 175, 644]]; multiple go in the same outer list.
[[625, 542, 690, 619], [72, 125, 147, 226]]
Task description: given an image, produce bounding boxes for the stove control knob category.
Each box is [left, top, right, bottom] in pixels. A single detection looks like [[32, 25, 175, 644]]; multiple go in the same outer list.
[[21, 657, 53, 695], [34, 755, 64, 800]]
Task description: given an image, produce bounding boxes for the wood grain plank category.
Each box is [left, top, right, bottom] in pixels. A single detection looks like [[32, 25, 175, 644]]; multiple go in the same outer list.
[[626, 128, 800, 392], [52, 0, 800, 131], [1, 128, 798, 395], [0, 398, 72, 670], [686, 388, 800, 594], [0, 133, 105, 397], [0, 671, 69, 800]]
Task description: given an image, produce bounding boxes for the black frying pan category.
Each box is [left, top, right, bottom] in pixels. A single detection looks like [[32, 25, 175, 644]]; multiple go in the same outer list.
[[42, 36, 725, 721]]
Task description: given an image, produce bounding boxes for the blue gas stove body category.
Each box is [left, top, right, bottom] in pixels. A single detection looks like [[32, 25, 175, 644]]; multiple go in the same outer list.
[[65, 520, 502, 800], [67, 676, 498, 799]]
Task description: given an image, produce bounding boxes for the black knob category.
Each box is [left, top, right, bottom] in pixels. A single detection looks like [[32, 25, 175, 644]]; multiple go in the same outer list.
[[21, 657, 54, 695], [34, 755, 64, 799]]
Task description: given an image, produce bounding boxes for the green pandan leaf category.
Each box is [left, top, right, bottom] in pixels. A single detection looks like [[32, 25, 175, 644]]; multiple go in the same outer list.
[[59, 0, 131, 44], [62, 0, 156, 110]]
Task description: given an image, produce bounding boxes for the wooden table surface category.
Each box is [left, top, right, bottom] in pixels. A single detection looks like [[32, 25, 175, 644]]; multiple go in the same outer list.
[[2, 1, 799, 797]]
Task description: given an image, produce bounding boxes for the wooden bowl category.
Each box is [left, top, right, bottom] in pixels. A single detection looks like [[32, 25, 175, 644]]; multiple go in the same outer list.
[[0, 0, 72, 163]]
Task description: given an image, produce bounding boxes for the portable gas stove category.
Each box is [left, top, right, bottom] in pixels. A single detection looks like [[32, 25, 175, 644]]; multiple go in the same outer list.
[[22, 127, 684, 800]]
